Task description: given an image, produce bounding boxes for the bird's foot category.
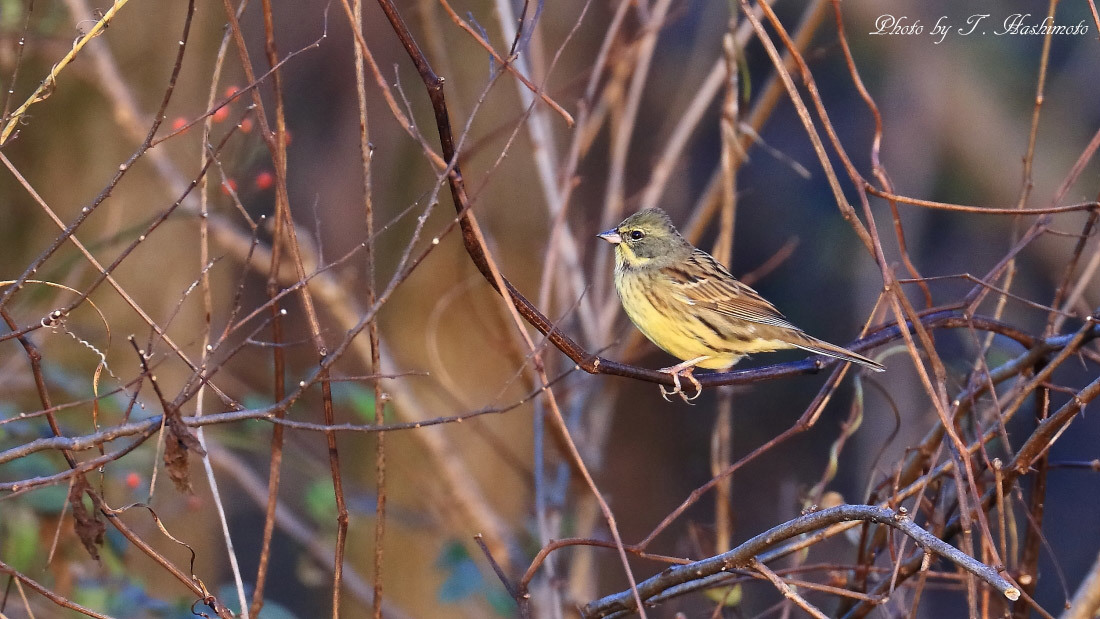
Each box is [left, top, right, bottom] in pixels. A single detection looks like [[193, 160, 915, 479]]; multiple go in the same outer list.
[[658, 356, 710, 404]]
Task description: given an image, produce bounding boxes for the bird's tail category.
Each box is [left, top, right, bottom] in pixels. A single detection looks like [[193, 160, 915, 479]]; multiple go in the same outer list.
[[789, 333, 885, 372]]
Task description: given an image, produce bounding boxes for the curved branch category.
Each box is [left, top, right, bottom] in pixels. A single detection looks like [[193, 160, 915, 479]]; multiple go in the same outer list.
[[4, 314, 1095, 473], [581, 505, 1019, 618]]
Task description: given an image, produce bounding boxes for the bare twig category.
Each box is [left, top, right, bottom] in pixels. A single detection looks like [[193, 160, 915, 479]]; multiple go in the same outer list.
[[582, 505, 1019, 618]]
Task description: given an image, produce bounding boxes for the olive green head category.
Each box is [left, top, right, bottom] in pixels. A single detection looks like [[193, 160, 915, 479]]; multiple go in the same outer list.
[[598, 208, 691, 268]]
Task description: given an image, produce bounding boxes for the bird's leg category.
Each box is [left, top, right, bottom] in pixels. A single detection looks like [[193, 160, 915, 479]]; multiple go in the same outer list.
[[658, 356, 710, 403]]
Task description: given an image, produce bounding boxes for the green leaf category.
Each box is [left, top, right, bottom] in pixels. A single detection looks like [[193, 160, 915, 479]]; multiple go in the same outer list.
[[436, 540, 470, 567], [73, 584, 111, 615], [333, 383, 392, 423], [2, 507, 40, 571], [704, 583, 742, 607], [0, 0, 24, 30], [304, 478, 338, 524]]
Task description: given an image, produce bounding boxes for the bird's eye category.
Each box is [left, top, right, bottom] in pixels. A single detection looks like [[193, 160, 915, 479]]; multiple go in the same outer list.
[[629, 230, 645, 240]]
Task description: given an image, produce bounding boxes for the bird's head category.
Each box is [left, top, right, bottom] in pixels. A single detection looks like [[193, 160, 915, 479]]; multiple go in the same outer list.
[[598, 207, 690, 268]]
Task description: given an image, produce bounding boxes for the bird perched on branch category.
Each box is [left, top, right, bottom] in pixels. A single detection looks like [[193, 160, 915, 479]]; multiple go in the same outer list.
[[599, 207, 884, 402]]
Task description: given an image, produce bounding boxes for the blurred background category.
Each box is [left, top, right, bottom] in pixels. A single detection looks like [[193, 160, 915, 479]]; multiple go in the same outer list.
[[0, 0, 1098, 616]]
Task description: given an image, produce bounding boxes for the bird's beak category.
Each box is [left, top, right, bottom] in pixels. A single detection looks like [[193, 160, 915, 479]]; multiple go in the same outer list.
[[598, 228, 622, 245]]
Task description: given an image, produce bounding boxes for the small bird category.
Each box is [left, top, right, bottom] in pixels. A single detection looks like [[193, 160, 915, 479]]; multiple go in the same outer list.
[[599, 207, 884, 402]]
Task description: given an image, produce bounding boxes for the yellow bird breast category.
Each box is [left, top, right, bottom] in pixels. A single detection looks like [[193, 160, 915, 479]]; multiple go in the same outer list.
[[615, 268, 745, 369]]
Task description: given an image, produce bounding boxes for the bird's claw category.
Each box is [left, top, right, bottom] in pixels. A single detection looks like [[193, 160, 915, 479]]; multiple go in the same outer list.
[[658, 360, 705, 404], [659, 383, 674, 402], [655, 382, 699, 406]]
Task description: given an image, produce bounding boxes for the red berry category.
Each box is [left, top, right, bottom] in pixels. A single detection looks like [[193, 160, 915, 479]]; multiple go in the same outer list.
[[254, 171, 275, 191]]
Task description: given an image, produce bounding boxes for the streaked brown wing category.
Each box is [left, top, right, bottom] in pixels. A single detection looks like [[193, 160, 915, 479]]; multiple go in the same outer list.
[[661, 250, 801, 331]]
